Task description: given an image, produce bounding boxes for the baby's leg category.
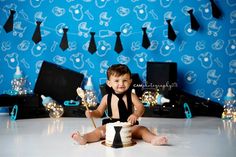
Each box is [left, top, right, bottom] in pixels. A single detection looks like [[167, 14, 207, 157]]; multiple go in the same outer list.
[[131, 125, 168, 146], [71, 125, 106, 145]]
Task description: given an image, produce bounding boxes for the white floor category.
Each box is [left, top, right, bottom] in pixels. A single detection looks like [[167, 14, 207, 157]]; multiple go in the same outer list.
[[0, 115, 235, 157]]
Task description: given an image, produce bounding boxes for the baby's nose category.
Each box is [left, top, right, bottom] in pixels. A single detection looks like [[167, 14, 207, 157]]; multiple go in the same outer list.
[[119, 81, 125, 85]]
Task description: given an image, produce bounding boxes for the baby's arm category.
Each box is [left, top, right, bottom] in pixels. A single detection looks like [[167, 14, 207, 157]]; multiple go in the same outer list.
[[85, 94, 108, 118], [127, 93, 145, 124]]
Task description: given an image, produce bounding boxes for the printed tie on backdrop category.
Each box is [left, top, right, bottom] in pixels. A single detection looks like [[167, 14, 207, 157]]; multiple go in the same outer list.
[[32, 21, 42, 44], [210, 0, 222, 19], [142, 27, 151, 49], [114, 32, 123, 53], [3, 9, 16, 33], [88, 32, 97, 54], [187, 9, 200, 31], [60, 28, 69, 51], [166, 19, 177, 41]]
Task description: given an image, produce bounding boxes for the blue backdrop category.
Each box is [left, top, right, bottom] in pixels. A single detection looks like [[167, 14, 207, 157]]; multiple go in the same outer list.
[[0, 0, 235, 105]]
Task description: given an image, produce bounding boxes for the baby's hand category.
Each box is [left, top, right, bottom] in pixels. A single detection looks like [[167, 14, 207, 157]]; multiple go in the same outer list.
[[85, 110, 93, 118], [127, 114, 138, 125]]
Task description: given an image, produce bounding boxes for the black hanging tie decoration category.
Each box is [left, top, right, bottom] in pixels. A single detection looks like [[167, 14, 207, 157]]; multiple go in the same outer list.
[[142, 27, 151, 49], [88, 32, 97, 54], [114, 32, 123, 53], [166, 19, 177, 41], [3, 9, 16, 33], [60, 28, 69, 51], [32, 21, 42, 44], [187, 9, 200, 31], [210, 0, 222, 19]]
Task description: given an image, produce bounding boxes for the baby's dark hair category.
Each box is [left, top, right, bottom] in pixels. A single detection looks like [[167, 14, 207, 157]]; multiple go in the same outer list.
[[107, 64, 131, 80]]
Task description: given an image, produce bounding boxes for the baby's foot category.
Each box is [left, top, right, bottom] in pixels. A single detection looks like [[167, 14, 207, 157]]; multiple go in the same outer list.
[[151, 136, 168, 146], [71, 131, 87, 145]]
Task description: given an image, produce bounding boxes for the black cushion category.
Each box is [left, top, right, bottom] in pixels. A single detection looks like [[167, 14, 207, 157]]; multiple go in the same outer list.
[[34, 61, 84, 103]]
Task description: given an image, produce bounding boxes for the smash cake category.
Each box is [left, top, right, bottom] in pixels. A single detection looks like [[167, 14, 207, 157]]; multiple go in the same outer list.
[[104, 121, 135, 148]]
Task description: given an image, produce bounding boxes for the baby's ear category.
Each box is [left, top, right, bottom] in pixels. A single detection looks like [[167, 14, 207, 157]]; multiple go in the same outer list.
[[106, 80, 111, 87], [129, 78, 132, 84]]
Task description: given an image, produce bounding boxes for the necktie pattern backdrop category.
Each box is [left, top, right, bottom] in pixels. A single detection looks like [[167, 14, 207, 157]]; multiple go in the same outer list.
[[0, 0, 235, 104]]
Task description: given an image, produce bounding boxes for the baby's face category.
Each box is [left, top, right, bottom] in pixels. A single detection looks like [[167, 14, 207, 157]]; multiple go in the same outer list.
[[107, 74, 132, 94]]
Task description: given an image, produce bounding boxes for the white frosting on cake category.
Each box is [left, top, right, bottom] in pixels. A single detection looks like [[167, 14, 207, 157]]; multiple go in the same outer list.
[[105, 121, 132, 147]]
